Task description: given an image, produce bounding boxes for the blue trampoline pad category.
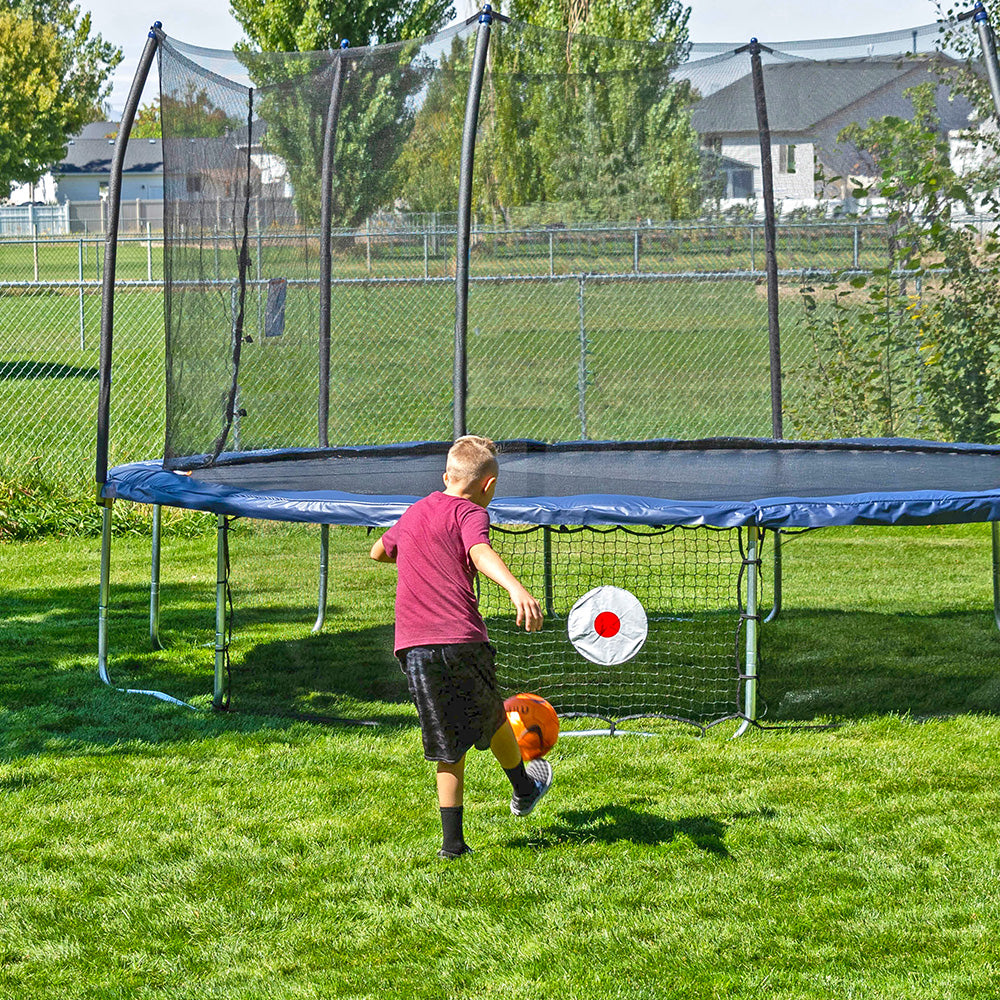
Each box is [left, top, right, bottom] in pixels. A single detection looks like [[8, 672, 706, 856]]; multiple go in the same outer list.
[[103, 438, 1000, 529]]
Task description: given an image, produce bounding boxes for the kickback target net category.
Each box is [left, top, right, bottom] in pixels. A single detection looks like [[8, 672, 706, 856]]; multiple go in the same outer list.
[[481, 525, 752, 730], [96, 11, 1000, 726]]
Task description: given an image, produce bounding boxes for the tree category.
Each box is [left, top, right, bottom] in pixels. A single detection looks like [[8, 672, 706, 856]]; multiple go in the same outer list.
[[0, 2, 120, 192], [480, 0, 701, 222], [227, 0, 455, 226], [230, 0, 454, 52], [132, 89, 244, 140], [788, 80, 1000, 443]]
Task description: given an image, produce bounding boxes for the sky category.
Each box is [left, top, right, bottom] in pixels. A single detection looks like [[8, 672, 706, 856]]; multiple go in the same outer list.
[[86, 0, 946, 116]]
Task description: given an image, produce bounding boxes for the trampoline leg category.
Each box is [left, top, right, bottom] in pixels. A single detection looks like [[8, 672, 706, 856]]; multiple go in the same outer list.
[[542, 526, 555, 618], [150, 503, 163, 649], [764, 529, 782, 623], [734, 524, 760, 738], [992, 521, 1000, 633], [312, 524, 329, 633], [213, 516, 229, 710], [97, 501, 114, 686]]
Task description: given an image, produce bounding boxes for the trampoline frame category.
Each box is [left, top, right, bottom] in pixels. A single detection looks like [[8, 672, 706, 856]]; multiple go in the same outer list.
[[95, 8, 1000, 722]]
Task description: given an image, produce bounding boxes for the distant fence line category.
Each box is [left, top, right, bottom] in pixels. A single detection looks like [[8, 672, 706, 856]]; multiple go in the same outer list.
[[0, 218, 931, 286], [0, 216, 989, 493]]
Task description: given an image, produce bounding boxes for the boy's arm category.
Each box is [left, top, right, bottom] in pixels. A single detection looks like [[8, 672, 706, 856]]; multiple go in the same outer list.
[[370, 536, 396, 563], [469, 542, 542, 632]]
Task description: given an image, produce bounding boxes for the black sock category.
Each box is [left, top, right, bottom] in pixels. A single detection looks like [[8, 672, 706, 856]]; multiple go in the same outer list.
[[504, 762, 535, 798], [440, 806, 465, 854]]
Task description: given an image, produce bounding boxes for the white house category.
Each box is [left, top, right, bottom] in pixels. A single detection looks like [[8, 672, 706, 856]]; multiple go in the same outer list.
[[691, 55, 973, 213]]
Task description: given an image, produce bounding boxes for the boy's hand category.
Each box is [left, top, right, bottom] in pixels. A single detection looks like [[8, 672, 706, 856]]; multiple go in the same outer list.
[[510, 584, 543, 632]]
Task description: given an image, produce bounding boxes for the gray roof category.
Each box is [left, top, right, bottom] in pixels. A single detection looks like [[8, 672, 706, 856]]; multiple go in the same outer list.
[[691, 56, 960, 135], [54, 137, 163, 176]]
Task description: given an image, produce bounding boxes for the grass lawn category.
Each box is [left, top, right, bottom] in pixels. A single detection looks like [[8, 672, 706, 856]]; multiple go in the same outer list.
[[2, 519, 1000, 998]]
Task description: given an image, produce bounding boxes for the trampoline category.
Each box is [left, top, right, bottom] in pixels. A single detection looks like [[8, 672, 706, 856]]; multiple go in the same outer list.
[[104, 438, 1000, 530], [95, 14, 1000, 729]]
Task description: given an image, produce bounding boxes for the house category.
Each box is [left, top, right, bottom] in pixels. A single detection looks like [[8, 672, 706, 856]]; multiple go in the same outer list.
[[52, 121, 164, 203], [691, 55, 974, 212]]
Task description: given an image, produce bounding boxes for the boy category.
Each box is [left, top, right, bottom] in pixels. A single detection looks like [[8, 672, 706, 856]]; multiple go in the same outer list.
[[370, 435, 552, 859]]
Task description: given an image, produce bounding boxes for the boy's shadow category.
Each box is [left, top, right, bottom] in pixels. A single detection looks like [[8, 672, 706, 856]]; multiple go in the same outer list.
[[505, 800, 736, 856]]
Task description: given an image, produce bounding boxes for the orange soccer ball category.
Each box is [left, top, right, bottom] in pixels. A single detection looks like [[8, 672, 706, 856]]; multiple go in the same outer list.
[[504, 692, 559, 760]]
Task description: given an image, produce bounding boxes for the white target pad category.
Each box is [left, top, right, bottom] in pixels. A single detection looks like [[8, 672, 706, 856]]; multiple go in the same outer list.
[[567, 586, 649, 665]]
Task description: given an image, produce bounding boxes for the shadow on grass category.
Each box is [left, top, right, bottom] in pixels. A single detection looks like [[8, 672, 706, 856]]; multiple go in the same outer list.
[[4, 573, 999, 759], [0, 578, 415, 757], [0, 360, 98, 380], [506, 801, 733, 855]]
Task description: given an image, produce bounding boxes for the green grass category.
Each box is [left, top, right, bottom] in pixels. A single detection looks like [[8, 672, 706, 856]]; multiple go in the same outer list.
[[2, 520, 1000, 997]]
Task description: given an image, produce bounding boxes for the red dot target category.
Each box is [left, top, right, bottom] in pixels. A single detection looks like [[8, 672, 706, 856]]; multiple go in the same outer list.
[[567, 586, 648, 665]]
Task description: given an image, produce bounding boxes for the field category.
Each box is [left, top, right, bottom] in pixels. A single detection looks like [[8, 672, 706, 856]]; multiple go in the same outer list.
[[2, 520, 1000, 998]]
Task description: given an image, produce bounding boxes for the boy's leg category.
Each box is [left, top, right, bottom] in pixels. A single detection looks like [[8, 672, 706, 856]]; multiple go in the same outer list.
[[490, 721, 553, 815], [436, 757, 471, 858], [436, 757, 464, 807]]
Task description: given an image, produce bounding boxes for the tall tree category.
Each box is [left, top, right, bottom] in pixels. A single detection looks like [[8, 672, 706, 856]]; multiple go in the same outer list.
[[480, 0, 701, 221], [227, 0, 455, 226], [0, 1, 120, 192], [230, 0, 454, 52]]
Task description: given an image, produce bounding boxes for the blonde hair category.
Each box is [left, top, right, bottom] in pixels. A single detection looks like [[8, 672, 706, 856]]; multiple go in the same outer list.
[[446, 435, 498, 485]]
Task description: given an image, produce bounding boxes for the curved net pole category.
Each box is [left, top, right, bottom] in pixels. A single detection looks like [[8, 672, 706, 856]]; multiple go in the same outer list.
[[454, 6, 504, 439], [745, 39, 782, 440], [314, 40, 350, 635], [96, 24, 161, 492], [958, 4, 1000, 632]]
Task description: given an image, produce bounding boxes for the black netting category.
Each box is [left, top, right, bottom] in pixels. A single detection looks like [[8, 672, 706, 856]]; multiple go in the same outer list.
[[481, 524, 749, 729], [155, 17, 988, 465]]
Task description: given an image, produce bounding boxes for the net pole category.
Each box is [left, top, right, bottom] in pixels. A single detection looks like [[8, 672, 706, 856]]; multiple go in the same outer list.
[[747, 39, 783, 440], [214, 517, 230, 710], [734, 525, 760, 738], [972, 3, 1000, 118], [314, 42, 349, 640], [453, 6, 496, 440], [318, 41, 349, 449], [96, 24, 160, 492], [992, 521, 1000, 632], [747, 39, 785, 623]]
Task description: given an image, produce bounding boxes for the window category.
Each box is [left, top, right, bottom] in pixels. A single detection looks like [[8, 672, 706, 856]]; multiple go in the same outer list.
[[779, 144, 796, 174]]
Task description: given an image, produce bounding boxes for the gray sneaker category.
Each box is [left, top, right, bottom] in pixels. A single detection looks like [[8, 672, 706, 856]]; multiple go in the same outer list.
[[510, 758, 553, 816]]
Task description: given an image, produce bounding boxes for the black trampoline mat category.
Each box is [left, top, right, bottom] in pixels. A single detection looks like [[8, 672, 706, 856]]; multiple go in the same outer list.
[[184, 441, 1000, 503]]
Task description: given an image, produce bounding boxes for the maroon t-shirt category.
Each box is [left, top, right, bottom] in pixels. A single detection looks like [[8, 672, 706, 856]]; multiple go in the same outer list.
[[380, 491, 492, 654]]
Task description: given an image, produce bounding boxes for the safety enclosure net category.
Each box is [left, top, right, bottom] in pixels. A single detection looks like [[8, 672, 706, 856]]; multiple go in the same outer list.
[[145, 15, 996, 727], [156, 17, 984, 469]]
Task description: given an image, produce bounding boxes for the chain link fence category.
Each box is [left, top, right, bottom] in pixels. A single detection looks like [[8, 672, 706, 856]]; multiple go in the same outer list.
[[0, 219, 953, 494]]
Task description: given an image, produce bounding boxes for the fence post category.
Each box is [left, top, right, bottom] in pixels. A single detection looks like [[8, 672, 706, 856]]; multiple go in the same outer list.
[[854, 224, 860, 268], [79, 238, 85, 349], [146, 221, 153, 280], [32, 222, 39, 281], [633, 227, 640, 273], [549, 230, 554, 276]]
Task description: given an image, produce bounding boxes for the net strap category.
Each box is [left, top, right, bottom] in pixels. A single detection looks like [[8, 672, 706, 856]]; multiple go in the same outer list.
[[210, 88, 255, 465]]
